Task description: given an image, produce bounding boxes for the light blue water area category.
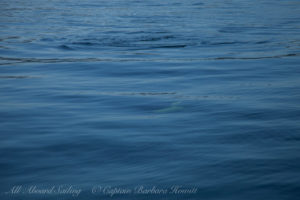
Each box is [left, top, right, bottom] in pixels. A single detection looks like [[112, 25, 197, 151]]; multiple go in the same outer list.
[[1, 0, 300, 199]]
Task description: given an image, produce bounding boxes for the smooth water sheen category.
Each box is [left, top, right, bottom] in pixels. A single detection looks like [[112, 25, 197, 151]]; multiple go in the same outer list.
[[1, 0, 300, 199]]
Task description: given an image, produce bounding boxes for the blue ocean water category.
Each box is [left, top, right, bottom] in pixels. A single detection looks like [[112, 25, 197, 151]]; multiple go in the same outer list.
[[0, 0, 300, 199]]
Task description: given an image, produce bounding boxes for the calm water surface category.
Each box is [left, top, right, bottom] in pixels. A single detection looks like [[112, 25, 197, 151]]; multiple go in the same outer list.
[[1, 0, 300, 199]]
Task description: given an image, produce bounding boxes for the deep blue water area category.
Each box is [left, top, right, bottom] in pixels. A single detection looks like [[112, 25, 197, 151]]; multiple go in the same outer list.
[[1, 0, 300, 199]]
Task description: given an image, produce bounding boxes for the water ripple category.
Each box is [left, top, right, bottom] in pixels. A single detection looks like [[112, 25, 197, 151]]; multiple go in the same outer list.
[[0, 53, 298, 65]]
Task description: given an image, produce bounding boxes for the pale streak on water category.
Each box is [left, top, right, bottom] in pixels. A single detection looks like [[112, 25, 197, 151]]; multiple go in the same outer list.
[[0, 0, 300, 200]]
